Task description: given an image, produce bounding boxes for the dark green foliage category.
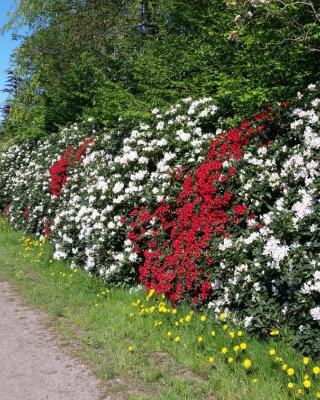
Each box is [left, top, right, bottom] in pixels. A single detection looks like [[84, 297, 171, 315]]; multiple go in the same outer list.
[[1, 0, 319, 140]]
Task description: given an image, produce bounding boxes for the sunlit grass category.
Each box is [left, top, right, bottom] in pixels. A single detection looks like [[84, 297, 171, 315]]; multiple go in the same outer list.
[[0, 219, 319, 400]]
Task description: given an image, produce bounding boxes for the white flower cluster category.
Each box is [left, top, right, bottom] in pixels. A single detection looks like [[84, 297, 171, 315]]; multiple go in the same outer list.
[[0, 98, 219, 282], [206, 85, 320, 337]]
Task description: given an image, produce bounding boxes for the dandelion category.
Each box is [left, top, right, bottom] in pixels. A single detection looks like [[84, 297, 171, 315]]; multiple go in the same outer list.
[[316, 392, 320, 398], [243, 359, 252, 369], [303, 357, 310, 365], [287, 368, 295, 377], [219, 313, 225, 320], [175, 336, 181, 342], [221, 347, 228, 354], [200, 315, 206, 321], [240, 342, 247, 350], [287, 382, 294, 389], [270, 330, 280, 336], [223, 324, 228, 330], [198, 336, 204, 343], [313, 366, 320, 375], [303, 379, 311, 389], [237, 331, 243, 337], [269, 349, 276, 356], [211, 330, 216, 337], [228, 331, 235, 338], [128, 345, 134, 352], [228, 357, 234, 363], [282, 364, 288, 371], [167, 331, 172, 337], [251, 378, 258, 384], [234, 345, 240, 352], [208, 356, 215, 363]]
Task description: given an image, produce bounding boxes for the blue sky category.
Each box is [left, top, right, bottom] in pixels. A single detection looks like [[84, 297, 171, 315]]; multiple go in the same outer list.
[[0, 0, 21, 119]]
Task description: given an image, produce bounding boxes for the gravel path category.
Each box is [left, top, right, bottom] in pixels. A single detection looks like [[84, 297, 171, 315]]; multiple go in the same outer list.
[[0, 281, 102, 400]]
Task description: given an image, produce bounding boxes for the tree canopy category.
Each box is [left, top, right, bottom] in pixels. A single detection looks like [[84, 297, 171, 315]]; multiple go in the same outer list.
[[1, 0, 319, 140]]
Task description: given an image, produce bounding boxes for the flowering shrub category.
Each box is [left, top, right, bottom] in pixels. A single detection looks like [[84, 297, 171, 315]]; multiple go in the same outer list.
[[0, 98, 219, 280], [128, 86, 320, 354], [129, 112, 271, 304], [0, 87, 320, 354]]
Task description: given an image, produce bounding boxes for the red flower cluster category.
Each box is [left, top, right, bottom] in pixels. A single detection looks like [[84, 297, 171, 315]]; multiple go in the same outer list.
[[49, 137, 94, 197], [23, 207, 30, 220], [128, 113, 271, 304], [43, 217, 51, 237], [3, 206, 10, 215]]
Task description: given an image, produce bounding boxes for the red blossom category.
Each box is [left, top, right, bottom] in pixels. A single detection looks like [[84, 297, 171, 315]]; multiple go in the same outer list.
[[127, 111, 274, 304], [49, 137, 95, 197], [233, 204, 247, 216]]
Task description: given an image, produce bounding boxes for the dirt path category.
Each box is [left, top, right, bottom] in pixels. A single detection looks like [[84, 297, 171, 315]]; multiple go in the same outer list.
[[0, 281, 103, 400]]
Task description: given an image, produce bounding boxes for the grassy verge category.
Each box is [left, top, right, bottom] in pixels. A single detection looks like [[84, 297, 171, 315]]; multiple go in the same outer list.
[[0, 220, 319, 400]]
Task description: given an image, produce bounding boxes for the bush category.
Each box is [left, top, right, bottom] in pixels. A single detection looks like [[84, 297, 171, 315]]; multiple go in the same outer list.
[[0, 85, 319, 354]]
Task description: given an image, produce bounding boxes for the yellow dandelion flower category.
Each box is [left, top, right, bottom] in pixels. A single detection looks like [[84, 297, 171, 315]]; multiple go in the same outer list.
[[228, 331, 235, 338], [128, 345, 134, 352], [175, 336, 181, 342], [198, 336, 204, 343], [303, 357, 310, 365], [304, 374, 310, 380], [219, 313, 225, 320], [316, 392, 320, 399], [172, 308, 178, 315], [185, 315, 191, 322], [240, 342, 247, 350], [208, 356, 215, 363], [313, 366, 320, 375], [270, 329, 280, 336], [303, 379, 311, 389], [167, 331, 172, 337], [287, 368, 295, 377], [287, 382, 294, 389], [221, 347, 228, 354], [233, 345, 240, 352], [269, 349, 276, 356], [275, 357, 283, 363], [146, 288, 155, 301], [251, 378, 258, 384], [228, 357, 234, 363], [200, 315, 207, 321], [211, 330, 216, 337], [223, 324, 228, 330], [243, 359, 252, 369], [237, 330, 243, 337], [282, 364, 288, 371]]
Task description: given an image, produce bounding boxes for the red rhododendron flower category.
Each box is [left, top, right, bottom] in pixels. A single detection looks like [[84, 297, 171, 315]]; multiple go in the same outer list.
[[127, 110, 272, 305]]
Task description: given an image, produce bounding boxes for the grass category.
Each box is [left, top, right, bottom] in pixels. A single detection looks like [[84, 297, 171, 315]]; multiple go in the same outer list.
[[0, 220, 319, 400]]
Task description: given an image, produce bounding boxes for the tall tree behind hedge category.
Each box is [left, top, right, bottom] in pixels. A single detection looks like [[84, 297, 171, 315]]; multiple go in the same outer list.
[[1, 0, 319, 140]]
